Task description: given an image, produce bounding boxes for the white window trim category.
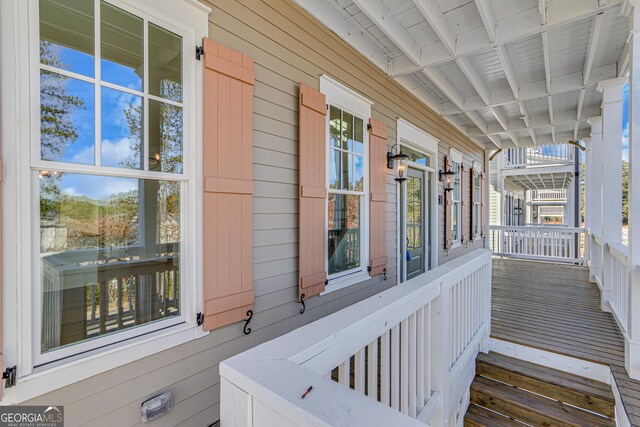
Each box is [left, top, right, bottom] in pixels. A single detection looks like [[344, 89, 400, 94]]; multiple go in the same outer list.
[[396, 118, 439, 283], [0, 0, 210, 403], [449, 149, 463, 247], [473, 171, 482, 240], [320, 76, 372, 294]]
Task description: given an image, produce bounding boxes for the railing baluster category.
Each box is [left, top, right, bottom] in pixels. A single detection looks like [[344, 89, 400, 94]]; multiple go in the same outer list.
[[338, 358, 350, 387], [380, 329, 390, 406], [355, 349, 365, 394], [390, 324, 400, 410], [416, 307, 425, 409], [367, 339, 378, 400], [409, 313, 417, 417], [400, 318, 409, 415]]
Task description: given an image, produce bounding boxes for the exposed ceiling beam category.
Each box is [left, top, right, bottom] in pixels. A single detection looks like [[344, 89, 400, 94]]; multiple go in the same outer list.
[[541, 32, 554, 144], [412, 0, 457, 55], [474, 0, 496, 42], [441, 64, 617, 115], [576, 13, 603, 139], [539, 0, 547, 25], [391, 0, 620, 76], [351, 0, 422, 65], [423, 67, 464, 111]]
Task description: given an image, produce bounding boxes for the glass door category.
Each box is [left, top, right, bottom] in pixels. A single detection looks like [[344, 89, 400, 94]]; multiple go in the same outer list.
[[401, 167, 429, 281]]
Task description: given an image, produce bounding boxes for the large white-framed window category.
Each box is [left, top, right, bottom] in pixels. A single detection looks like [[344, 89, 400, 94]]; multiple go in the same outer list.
[[320, 75, 372, 293], [450, 149, 463, 245], [1, 0, 209, 402]]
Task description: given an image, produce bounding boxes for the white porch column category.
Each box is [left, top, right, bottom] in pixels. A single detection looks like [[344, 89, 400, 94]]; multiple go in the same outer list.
[[587, 118, 603, 285], [583, 137, 592, 266], [598, 78, 627, 312], [627, 1, 640, 380]]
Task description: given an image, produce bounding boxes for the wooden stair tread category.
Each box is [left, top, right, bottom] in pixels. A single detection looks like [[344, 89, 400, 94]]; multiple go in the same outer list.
[[464, 404, 523, 427], [476, 352, 615, 418], [471, 376, 616, 427]]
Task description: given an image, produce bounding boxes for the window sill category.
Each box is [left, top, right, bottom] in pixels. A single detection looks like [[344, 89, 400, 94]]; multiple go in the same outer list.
[[321, 270, 370, 296], [451, 241, 462, 250], [6, 323, 207, 404]]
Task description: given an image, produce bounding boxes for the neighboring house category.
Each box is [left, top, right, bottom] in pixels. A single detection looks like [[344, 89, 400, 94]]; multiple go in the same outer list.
[[0, 0, 488, 425]]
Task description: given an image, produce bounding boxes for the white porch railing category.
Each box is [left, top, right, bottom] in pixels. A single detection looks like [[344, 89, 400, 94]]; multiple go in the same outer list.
[[538, 205, 565, 217], [489, 225, 585, 264], [531, 189, 567, 201], [503, 144, 574, 169], [220, 250, 492, 427], [607, 242, 629, 333]]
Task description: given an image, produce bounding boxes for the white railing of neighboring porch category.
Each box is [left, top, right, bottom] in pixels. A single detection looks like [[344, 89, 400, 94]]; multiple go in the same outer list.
[[220, 250, 492, 427], [531, 189, 567, 201], [489, 225, 585, 264], [503, 144, 574, 169]]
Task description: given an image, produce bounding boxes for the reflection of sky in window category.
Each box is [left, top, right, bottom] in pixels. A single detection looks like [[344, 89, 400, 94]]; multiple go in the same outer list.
[[58, 173, 138, 200], [48, 44, 143, 197]]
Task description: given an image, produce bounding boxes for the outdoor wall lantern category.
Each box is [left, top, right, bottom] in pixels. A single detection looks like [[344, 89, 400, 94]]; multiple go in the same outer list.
[[514, 207, 524, 216], [440, 168, 456, 192], [387, 145, 410, 182]]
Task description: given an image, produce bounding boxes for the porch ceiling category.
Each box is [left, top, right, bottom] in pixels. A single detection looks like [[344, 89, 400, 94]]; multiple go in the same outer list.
[[294, 0, 631, 150], [505, 171, 574, 190]]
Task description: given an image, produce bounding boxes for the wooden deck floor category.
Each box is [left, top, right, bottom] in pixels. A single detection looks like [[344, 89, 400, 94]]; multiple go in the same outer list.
[[491, 257, 640, 426]]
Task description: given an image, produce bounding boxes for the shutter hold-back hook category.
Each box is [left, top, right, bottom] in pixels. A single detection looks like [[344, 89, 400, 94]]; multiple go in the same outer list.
[[243, 310, 253, 335], [299, 294, 306, 315]]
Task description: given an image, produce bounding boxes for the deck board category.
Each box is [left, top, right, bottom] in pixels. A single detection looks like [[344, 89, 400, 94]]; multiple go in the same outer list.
[[491, 257, 640, 426]]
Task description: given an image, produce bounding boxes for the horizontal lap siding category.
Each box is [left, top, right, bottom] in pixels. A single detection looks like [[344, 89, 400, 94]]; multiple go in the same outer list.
[[25, 0, 483, 424]]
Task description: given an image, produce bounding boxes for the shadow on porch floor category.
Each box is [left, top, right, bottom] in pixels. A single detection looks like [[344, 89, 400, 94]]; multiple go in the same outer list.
[[491, 257, 640, 426]]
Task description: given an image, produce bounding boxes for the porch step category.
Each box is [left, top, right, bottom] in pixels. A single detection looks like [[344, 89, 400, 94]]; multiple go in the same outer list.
[[465, 352, 616, 427], [464, 404, 522, 427], [476, 352, 615, 417]]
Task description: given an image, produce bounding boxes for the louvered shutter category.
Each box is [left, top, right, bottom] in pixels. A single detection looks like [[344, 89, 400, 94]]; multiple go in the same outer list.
[[481, 172, 487, 238], [460, 164, 468, 244], [369, 119, 388, 276], [202, 38, 254, 331], [444, 155, 453, 250], [299, 83, 327, 300], [470, 166, 476, 238]]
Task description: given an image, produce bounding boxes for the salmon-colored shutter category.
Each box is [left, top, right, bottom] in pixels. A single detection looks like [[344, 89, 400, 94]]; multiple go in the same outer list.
[[460, 164, 468, 244], [481, 173, 487, 238], [470, 166, 476, 238], [444, 155, 453, 250], [369, 119, 388, 276], [0, 109, 3, 394], [202, 38, 254, 331], [299, 83, 327, 299]]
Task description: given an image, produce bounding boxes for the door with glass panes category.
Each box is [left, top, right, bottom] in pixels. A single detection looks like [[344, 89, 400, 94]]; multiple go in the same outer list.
[[401, 167, 429, 280]]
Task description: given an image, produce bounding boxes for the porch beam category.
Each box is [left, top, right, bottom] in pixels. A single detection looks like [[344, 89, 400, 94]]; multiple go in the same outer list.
[[542, 32, 555, 144], [474, 0, 496, 42], [391, 0, 620, 76], [577, 14, 604, 139]]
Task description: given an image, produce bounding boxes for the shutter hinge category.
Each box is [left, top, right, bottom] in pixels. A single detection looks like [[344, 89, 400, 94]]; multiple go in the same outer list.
[[195, 45, 204, 61], [3, 366, 16, 389], [196, 312, 204, 326], [367, 123, 372, 131], [367, 266, 372, 272]]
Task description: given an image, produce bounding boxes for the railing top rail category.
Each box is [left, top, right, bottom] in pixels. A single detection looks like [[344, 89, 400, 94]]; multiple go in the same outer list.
[[490, 225, 585, 233], [608, 242, 629, 264]]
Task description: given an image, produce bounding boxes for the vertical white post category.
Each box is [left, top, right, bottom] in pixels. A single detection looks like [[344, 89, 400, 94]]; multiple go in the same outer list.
[[627, 1, 640, 380], [584, 137, 592, 266], [588, 117, 603, 285], [598, 77, 627, 311]]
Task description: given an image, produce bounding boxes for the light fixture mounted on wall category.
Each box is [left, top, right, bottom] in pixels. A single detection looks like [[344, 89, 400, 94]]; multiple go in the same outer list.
[[439, 168, 455, 192], [387, 145, 410, 182]]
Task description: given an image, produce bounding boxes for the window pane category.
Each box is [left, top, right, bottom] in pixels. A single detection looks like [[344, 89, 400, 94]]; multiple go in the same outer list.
[[329, 148, 341, 189], [149, 99, 183, 173], [329, 106, 341, 148], [343, 112, 353, 150], [40, 173, 180, 352], [401, 145, 430, 167], [353, 117, 364, 154], [342, 151, 351, 191], [40, 0, 94, 77], [353, 155, 364, 191], [149, 23, 182, 102], [452, 203, 458, 241], [40, 70, 95, 164], [101, 87, 143, 169], [328, 193, 361, 275], [101, 1, 143, 91]]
